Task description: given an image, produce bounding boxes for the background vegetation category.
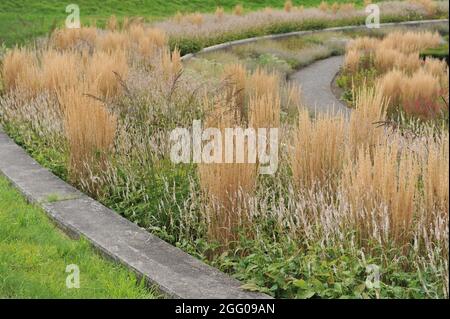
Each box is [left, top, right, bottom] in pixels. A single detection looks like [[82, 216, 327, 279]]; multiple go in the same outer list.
[[0, 0, 367, 46]]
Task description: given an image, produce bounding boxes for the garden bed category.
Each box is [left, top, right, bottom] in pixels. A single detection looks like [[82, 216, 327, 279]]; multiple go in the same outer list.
[[0, 1, 449, 299]]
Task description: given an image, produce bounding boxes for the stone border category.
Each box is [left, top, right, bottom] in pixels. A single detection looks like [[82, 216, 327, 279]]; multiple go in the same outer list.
[[0, 126, 270, 299], [181, 19, 449, 61]]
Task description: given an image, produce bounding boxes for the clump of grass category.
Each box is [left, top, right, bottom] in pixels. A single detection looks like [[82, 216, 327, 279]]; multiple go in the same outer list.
[[97, 31, 129, 53], [248, 68, 279, 101], [423, 132, 449, 223], [291, 110, 346, 189], [296, 5, 305, 12], [107, 15, 118, 31], [173, 11, 184, 24], [341, 136, 420, 244], [2, 49, 82, 100], [60, 87, 117, 195], [409, 0, 439, 16], [284, 1, 293, 13], [84, 50, 129, 99], [161, 47, 183, 81], [263, 7, 274, 15], [222, 63, 247, 118], [379, 67, 446, 117], [399, 68, 443, 117], [339, 3, 355, 13], [319, 1, 329, 12], [198, 97, 257, 251], [39, 50, 82, 97], [51, 27, 98, 50], [373, 47, 399, 73], [382, 30, 441, 54], [343, 49, 361, 73], [423, 56, 448, 78], [331, 2, 340, 14], [348, 84, 387, 157], [186, 12, 204, 27], [346, 36, 379, 52], [198, 65, 281, 251], [343, 29, 447, 118], [233, 4, 244, 16], [1, 48, 35, 92], [378, 68, 404, 108], [215, 7, 225, 21], [249, 91, 281, 129]]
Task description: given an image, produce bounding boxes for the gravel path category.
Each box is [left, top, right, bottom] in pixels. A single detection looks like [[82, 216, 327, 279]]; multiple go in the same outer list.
[[290, 55, 350, 118]]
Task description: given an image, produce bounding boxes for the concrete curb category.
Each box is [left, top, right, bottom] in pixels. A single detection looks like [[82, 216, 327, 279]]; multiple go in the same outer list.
[[0, 127, 271, 299], [181, 19, 449, 61]]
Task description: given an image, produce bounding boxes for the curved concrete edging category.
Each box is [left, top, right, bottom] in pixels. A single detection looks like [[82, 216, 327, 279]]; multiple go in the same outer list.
[[0, 127, 271, 299], [181, 19, 449, 61]]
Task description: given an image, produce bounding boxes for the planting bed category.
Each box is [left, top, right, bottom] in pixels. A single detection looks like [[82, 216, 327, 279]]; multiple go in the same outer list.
[[0, 1, 449, 299]]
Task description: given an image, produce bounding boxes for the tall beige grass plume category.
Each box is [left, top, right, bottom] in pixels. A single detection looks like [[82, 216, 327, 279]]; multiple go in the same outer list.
[[215, 7, 225, 20], [291, 109, 346, 189], [233, 4, 244, 16]]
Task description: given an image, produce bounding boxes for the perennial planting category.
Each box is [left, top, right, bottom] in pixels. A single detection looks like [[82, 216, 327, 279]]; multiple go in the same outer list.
[[0, 1, 449, 298]]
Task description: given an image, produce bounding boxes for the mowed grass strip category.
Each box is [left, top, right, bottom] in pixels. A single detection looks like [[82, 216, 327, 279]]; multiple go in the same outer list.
[[0, 175, 156, 298], [0, 0, 364, 46]]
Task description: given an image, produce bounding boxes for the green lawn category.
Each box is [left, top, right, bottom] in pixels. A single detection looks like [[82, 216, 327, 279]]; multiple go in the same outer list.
[[0, 174, 156, 298], [0, 0, 365, 47]]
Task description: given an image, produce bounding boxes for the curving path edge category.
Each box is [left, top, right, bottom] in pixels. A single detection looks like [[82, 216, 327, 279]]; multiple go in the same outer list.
[[290, 55, 349, 117]]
